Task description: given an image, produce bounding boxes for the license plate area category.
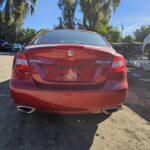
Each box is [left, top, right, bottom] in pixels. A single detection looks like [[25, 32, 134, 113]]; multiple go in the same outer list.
[[59, 66, 81, 81], [41, 64, 97, 82]]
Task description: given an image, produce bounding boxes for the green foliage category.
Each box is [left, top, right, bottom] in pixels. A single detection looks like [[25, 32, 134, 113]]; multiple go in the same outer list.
[[134, 25, 150, 42], [96, 23, 107, 36], [106, 26, 121, 43], [122, 35, 134, 43], [79, 0, 121, 31], [1, 0, 123, 43], [57, 0, 121, 31], [16, 28, 37, 44], [0, 0, 37, 42], [58, 0, 78, 29]]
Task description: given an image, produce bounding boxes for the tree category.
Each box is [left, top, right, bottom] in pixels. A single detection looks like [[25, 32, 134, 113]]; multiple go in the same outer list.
[[79, 0, 121, 31], [122, 35, 134, 43], [57, 0, 121, 36], [0, 0, 37, 42], [106, 26, 121, 43], [54, 17, 65, 29], [134, 25, 150, 42], [58, 0, 78, 29], [17, 28, 37, 44], [0, 0, 5, 39]]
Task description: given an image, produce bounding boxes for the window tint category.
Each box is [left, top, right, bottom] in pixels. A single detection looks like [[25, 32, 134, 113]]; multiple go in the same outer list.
[[32, 30, 109, 47]]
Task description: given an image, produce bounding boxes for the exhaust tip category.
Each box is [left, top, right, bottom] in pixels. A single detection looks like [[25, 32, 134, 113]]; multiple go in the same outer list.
[[103, 107, 120, 115], [17, 105, 36, 114]]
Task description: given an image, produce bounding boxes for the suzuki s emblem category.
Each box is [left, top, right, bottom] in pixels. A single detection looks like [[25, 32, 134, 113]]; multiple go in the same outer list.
[[67, 49, 75, 57]]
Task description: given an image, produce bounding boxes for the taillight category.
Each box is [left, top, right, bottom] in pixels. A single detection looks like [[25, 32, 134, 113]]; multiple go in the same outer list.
[[13, 53, 31, 79], [110, 56, 126, 72]]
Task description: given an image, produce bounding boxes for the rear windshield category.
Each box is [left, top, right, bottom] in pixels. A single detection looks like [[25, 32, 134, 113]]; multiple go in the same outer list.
[[32, 30, 109, 47]]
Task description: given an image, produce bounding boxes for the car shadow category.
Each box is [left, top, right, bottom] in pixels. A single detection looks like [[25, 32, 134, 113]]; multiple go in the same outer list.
[[0, 80, 110, 150]]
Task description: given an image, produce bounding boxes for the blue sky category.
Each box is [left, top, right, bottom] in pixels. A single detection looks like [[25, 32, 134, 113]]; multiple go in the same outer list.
[[24, 0, 150, 36]]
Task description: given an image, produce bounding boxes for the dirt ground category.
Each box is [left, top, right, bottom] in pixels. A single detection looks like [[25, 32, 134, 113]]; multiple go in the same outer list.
[[0, 53, 150, 150]]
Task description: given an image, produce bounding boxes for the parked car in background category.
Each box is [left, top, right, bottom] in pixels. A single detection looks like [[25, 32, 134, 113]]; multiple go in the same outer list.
[[112, 43, 127, 56], [112, 43, 143, 59], [0, 40, 13, 52], [12, 44, 24, 52], [0, 40, 25, 52], [143, 33, 150, 59], [0, 40, 5, 51], [10, 29, 128, 114]]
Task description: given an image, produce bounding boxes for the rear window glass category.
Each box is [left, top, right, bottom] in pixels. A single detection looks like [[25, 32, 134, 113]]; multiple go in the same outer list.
[[32, 30, 109, 47]]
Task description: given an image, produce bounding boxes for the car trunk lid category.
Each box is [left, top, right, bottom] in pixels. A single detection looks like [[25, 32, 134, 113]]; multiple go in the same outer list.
[[25, 44, 115, 87]]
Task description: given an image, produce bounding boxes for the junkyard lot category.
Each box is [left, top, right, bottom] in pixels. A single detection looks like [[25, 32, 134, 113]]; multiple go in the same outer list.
[[0, 54, 150, 150]]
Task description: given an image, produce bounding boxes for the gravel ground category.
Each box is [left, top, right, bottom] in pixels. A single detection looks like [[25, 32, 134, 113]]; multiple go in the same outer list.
[[0, 53, 150, 150]]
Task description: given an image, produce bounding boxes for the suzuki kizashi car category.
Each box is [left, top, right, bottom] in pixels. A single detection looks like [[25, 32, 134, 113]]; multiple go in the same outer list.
[[10, 30, 128, 114]]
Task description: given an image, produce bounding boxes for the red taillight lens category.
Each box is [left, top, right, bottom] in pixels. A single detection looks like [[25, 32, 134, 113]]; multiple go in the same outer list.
[[13, 53, 31, 79], [111, 56, 126, 72]]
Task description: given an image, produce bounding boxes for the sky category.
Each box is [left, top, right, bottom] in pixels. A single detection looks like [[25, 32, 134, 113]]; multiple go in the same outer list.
[[24, 0, 150, 36]]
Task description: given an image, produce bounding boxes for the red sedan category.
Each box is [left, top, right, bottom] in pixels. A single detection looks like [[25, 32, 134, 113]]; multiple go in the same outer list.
[[10, 30, 128, 114]]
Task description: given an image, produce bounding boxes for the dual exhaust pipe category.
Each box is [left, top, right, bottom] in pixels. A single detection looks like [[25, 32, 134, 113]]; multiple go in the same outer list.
[[17, 105, 120, 114], [17, 105, 36, 114]]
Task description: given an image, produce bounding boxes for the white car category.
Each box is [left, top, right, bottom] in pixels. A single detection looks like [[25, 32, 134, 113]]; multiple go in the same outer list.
[[143, 33, 150, 59]]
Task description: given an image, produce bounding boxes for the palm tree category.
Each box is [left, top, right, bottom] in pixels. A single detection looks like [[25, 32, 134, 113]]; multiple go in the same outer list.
[[80, 0, 121, 31], [0, 0, 37, 41], [0, 0, 5, 39], [11, 0, 37, 40], [58, 0, 78, 29]]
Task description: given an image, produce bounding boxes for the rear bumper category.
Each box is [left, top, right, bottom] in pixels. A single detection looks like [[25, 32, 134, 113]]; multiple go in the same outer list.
[[10, 82, 127, 114]]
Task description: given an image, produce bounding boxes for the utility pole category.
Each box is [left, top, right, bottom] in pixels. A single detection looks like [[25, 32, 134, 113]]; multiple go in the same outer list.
[[121, 23, 124, 42]]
